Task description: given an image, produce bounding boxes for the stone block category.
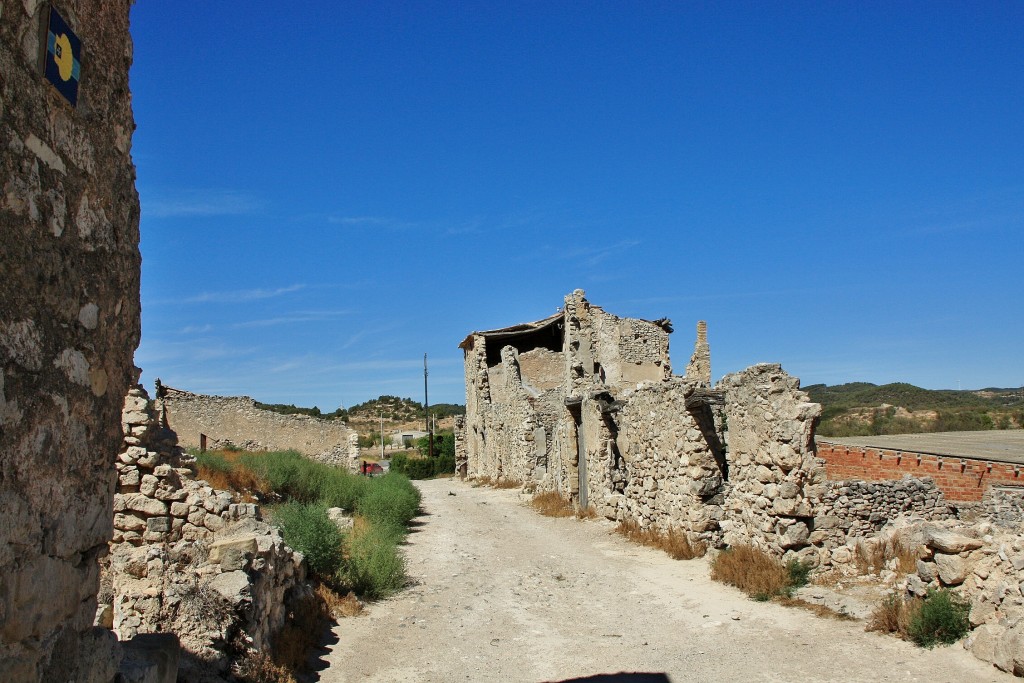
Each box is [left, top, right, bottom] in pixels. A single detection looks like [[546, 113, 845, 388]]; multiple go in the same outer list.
[[121, 493, 168, 516], [115, 513, 147, 532], [170, 502, 189, 517], [209, 536, 258, 564], [935, 553, 968, 586], [146, 517, 171, 533]]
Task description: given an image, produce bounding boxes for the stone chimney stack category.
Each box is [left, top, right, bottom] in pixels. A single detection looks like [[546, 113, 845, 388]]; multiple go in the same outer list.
[[685, 321, 711, 386]]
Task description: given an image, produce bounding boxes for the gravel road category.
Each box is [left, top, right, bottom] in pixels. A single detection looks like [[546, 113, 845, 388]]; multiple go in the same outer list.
[[316, 478, 1009, 683]]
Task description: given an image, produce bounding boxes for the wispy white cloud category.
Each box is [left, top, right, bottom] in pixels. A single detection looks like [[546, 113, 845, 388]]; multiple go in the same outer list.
[[144, 189, 260, 218], [184, 284, 305, 304], [231, 310, 350, 329], [179, 324, 214, 334], [328, 216, 415, 230]]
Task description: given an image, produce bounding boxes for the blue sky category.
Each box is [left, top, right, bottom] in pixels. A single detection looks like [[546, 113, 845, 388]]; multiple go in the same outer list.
[[129, 2, 1023, 410]]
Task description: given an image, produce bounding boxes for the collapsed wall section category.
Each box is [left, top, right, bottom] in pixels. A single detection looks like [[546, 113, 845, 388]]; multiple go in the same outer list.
[[161, 386, 359, 467], [0, 2, 140, 680], [106, 387, 307, 680]]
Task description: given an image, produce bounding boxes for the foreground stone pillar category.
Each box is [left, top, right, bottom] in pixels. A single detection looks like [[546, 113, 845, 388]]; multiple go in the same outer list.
[[0, 2, 140, 680]]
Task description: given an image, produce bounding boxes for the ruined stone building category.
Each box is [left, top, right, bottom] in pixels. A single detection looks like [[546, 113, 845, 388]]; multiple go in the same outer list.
[[457, 290, 824, 557]]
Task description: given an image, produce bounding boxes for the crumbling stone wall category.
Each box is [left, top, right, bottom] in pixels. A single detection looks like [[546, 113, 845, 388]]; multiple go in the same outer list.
[[1, 2, 140, 680], [718, 364, 822, 556], [161, 386, 359, 467], [609, 379, 725, 539], [104, 387, 307, 680]]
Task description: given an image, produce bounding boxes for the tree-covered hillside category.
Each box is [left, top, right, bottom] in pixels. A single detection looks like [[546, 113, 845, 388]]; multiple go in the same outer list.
[[805, 383, 1024, 437]]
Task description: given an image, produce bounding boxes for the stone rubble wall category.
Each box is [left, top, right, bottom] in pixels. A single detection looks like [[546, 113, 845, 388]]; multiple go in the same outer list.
[[609, 379, 724, 541], [807, 477, 951, 562], [160, 385, 359, 468], [717, 364, 822, 558], [104, 387, 307, 681], [0, 1, 140, 680]]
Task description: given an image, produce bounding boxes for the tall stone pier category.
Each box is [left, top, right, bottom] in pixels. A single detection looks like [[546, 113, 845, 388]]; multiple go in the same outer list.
[[1, 2, 140, 680]]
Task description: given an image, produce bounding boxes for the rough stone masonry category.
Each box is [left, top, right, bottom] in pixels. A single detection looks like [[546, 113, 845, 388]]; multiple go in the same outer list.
[[1, 1, 140, 680]]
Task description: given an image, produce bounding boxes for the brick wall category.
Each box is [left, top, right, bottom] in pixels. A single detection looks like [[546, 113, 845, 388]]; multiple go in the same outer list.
[[817, 441, 1023, 502]]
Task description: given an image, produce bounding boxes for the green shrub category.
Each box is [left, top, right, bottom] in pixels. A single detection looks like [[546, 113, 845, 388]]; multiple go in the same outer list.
[[786, 558, 813, 594], [342, 525, 406, 599], [358, 473, 420, 528], [195, 450, 232, 474], [319, 470, 369, 511], [908, 589, 970, 648], [271, 502, 343, 579], [390, 452, 454, 479]]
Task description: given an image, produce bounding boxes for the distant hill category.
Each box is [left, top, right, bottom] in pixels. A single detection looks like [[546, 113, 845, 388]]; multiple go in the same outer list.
[[255, 394, 465, 423], [806, 382, 1024, 437]]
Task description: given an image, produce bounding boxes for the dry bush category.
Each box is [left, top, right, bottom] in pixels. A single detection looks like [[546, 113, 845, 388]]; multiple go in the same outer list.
[[866, 591, 921, 637], [316, 584, 364, 618], [470, 476, 494, 487], [234, 652, 297, 683], [531, 491, 575, 518], [492, 478, 523, 489], [855, 537, 919, 575], [774, 596, 856, 621], [710, 545, 790, 599], [616, 520, 706, 560], [575, 505, 599, 520]]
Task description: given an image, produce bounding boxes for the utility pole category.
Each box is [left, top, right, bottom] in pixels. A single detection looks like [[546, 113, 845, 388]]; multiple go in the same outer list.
[[424, 353, 433, 459]]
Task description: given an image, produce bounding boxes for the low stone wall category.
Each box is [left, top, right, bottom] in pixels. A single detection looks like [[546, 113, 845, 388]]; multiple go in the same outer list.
[[807, 477, 950, 561], [103, 387, 308, 681], [161, 386, 359, 467], [817, 441, 1023, 502]]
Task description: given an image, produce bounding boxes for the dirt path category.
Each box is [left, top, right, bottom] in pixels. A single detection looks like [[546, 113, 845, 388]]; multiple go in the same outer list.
[[315, 479, 1009, 683]]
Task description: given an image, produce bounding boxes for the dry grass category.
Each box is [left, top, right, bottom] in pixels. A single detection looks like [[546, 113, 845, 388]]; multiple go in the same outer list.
[[316, 583, 363, 618], [196, 449, 272, 501], [866, 591, 921, 637], [492, 478, 523, 489], [470, 476, 494, 487], [615, 519, 707, 560], [531, 491, 576, 518], [855, 537, 919, 575], [710, 545, 790, 599], [774, 595, 856, 621], [234, 652, 297, 683]]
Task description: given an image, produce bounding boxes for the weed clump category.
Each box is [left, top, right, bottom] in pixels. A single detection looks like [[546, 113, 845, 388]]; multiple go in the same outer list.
[[711, 545, 813, 600], [615, 520, 707, 560], [530, 491, 575, 518], [711, 545, 791, 600], [909, 589, 970, 647], [854, 536, 919, 575], [867, 588, 969, 647]]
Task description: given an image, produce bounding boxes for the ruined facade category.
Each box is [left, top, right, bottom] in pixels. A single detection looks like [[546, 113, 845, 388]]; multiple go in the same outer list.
[[161, 386, 360, 468], [458, 290, 822, 557], [1, 2, 140, 679]]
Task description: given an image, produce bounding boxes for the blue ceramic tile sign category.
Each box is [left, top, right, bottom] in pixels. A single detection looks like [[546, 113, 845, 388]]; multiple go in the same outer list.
[[44, 6, 81, 106]]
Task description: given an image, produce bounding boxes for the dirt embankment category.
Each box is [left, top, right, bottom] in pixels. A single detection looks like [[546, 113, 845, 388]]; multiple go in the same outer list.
[[317, 479, 1010, 683]]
